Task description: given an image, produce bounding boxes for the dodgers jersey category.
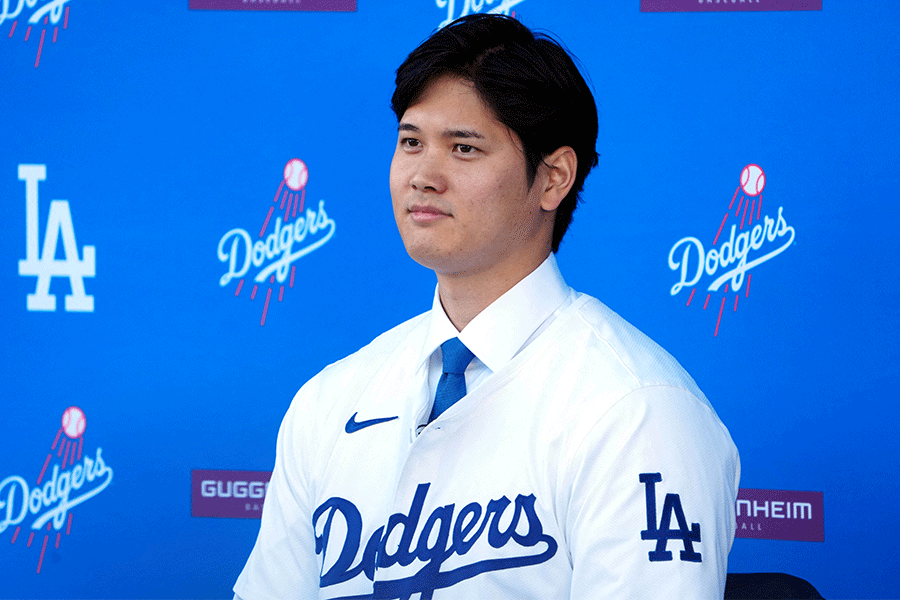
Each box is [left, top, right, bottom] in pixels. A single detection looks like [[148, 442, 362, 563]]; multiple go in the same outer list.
[[235, 263, 740, 600]]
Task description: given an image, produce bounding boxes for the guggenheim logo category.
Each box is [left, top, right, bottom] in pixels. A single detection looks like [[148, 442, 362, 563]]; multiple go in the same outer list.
[[191, 469, 271, 519]]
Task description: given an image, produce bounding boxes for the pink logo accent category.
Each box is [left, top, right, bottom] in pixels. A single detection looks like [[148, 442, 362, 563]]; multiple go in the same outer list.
[[2, 0, 72, 68], [740, 164, 766, 197], [283, 158, 309, 192], [61, 406, 86, 439]]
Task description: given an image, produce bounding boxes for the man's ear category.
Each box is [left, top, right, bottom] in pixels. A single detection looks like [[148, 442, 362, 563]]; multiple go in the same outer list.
[[538, 146, 577, 212]]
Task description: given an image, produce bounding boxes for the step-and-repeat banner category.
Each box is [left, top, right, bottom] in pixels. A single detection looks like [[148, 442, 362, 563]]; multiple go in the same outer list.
[[2, 1, 897, 598]]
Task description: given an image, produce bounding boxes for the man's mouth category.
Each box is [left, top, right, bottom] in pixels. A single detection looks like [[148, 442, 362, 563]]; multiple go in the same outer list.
[[409, 204, 450, 223]]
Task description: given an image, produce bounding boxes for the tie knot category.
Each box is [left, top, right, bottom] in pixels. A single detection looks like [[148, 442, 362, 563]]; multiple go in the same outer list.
[[440, 338, 475, 375]]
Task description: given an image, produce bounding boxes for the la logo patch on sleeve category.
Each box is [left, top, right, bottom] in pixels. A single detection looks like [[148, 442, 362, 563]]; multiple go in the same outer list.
[[639, 473, 702, 563]]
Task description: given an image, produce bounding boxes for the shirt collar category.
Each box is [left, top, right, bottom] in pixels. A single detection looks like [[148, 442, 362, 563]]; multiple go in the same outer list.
[[419, 253, 571, 373]]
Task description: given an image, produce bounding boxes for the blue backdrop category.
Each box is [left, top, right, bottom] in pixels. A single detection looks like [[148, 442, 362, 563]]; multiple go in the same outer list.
[[2, 1, 898, 598]]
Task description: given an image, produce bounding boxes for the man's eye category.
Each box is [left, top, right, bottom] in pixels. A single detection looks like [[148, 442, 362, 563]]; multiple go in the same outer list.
[[401, 138, 421, 148], [455, 144, 476, 154]]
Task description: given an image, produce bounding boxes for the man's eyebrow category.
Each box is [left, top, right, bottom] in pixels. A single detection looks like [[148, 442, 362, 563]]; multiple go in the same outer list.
[[397, 123, 485, 140], [443, 129, 484, 140]]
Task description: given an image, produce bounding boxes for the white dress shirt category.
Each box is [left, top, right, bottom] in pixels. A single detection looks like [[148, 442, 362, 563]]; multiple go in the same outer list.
[[414, 253, 576, 431]]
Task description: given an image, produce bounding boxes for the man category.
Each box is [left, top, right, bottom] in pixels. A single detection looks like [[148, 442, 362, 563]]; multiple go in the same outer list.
[[235, 14, 739, 599]]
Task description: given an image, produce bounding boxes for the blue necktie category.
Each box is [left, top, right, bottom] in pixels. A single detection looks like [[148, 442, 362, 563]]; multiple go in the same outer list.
[[428, 338, 475, 423]]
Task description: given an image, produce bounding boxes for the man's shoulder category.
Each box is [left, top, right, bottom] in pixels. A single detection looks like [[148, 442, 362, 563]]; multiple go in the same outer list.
[[274, 311, 431, 476], [561, 293, 708, 405], [317, 312, 430, 377], [538, 294, 731, 463], [315, 310, 430, 385]]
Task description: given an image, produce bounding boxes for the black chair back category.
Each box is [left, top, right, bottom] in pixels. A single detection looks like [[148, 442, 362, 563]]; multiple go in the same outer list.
[[724, 572, 824, 599]]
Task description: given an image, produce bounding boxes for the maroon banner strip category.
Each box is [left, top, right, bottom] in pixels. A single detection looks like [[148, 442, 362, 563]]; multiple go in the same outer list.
[[735, 488, 824, 541], [191, 469, 273, 519], [189, 0, 356, 11], [641, 0, 822, 12], [191, 471, 827, 540]]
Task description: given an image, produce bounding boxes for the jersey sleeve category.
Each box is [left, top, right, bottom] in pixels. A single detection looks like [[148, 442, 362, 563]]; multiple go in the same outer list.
[[233, 386, 321, 600], [565, 385, 740, 600]]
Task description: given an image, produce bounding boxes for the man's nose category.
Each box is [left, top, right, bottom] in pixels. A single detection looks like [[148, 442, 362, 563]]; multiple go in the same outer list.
[[410, 149, 447, 194]]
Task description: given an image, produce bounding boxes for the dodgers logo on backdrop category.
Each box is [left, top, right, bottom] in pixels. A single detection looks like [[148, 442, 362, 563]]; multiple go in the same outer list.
[[0, 407, 114, 574], [2, 0, 72, 68], [667, 164, 796, 336], [435, 0, 526, 28], [217, 158, 336, 326], [17, 164, 96, 313]]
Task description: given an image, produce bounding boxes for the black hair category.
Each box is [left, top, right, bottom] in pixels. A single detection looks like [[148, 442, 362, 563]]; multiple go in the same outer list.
[[391, 14, 599, 252]]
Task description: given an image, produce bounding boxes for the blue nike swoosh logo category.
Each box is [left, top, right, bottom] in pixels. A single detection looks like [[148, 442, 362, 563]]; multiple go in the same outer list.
[[345, 412, 399, 434]]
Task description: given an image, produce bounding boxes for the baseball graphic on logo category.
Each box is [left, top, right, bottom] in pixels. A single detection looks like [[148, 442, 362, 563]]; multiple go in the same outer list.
[[61, 406, 86, 439], [283, 158, 309, 192], [740, 164, 766, 197]]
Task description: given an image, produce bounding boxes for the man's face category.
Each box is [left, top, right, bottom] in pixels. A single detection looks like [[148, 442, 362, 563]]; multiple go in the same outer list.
[[390, 76, 554, 281]]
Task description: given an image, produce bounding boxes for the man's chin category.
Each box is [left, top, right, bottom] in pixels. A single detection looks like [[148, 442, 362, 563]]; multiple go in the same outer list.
[[403, 245, 466, 275], [405, 249, 448, 272]]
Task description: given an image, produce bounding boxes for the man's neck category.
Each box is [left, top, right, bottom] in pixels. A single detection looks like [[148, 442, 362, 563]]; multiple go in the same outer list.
[[436, 251, 551, 331]]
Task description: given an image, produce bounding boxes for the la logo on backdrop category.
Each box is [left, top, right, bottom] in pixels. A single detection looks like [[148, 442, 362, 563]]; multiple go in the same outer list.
[[0, 407, 114, 574], [217, 159, 336, 326], [2, 0, 72, 68], [16, 164, 96, 313], [667, 164, 796, 336]]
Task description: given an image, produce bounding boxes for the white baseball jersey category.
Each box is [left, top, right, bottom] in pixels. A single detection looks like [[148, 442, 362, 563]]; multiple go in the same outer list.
[[235, 260, 740, 600]]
